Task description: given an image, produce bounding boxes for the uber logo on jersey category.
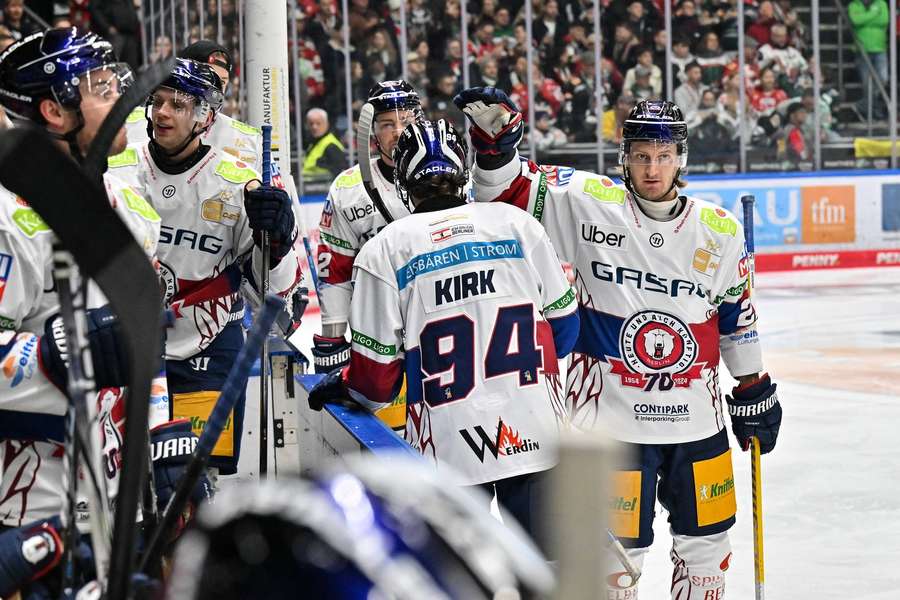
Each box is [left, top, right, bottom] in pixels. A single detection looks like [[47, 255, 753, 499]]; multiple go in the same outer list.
[[579, 222, 628, 250], [649, 233, 664, 248], [162, 185, 176, 198], [343, 202, 375, 222]]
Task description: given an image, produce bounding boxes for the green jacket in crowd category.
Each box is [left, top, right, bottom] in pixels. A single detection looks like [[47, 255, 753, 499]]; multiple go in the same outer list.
[[848, 0, 889, 53]]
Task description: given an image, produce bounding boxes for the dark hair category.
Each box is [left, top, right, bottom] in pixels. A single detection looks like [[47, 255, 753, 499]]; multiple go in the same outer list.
[[406, 172, 467, 205]]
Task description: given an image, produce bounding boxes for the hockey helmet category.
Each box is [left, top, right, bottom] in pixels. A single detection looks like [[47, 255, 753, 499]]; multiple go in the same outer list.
[[366, 79, 421, 116], [619, 99, 688, 167], [150, 58, 224, 123], [393, 118, 469, 212], [0, 27, 132, 122]]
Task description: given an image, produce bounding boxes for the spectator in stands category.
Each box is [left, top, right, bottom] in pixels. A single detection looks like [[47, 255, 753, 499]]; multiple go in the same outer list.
[[748, 0, 777, 47], [445, 38, 465, 79], [3, 0, 40, 41], [88, 0, 141, 70], [756, 23, 808, 93], [365, 28, 399, 79], [688, 88, 720, 127], [673, 0, 702, 44], [609, 22, 641, 72], [630, 65, 656, 99], [303, 108, 347, 179], [474, 20, 499, 59], [651, 28, 668, 72], [781, 101, 811, 163], [407, 0, 432, 43], [149, 34, 174, 64], [430, 71, 464, 130], [717, 88, 757, 147], [749, 66, 788, 114], [533, 109, 568, 150], [558, 71, 595, 141], [348, 0, 380, 45], [474, 56, 510, 89], [0, 25, 14, 53], [776, 0, 808, 50], [602, 92, 636, 143], [623, 46, 662, 98], [671, 36, 696, 84], [533, 0, 564, 48], [407, 52, 430, 94], [625, 0, 656, 44], [494, 7, 515, 45], [722, 36, 761, 91], [848, 0, 889, 118], [695, 31, 731, 86], [690, 88, 734, 158], [674, 61, 707, 119], [350, 59, 375, 113]]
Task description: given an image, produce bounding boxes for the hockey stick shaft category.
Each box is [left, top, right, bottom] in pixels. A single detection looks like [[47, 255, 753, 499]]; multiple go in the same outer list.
[[139, 294, 285, 574], [356, 103, 397, 224], [259, 125, 272, 478], [741, 194, 765, 600], [607, 529, 642, 585]]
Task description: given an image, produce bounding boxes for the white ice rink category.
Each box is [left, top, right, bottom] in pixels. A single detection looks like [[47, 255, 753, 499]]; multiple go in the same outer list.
[[292, 266, 900, 598]]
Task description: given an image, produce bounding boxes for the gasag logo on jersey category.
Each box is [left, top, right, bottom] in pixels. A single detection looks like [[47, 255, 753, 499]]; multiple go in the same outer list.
[[2, 333, 38, 387], [579, 222, 628, 250], [431, 223, 475, 243], [607, 310, 706, 392], [0, 252, 12, 302], [159, 226, 224, 254], [319, 198, 334, 228], [538, 165, 574, 187], [692, 248, 720, 277], [342, 202, 375, 222], [459, 417, 540, 463]]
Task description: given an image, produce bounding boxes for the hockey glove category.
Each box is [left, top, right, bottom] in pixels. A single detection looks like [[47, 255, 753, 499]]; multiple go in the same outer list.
[[726, 373, 782, 454], [0, 517, 64, 598], [311, 334, 351, 374], [308, 367, 350, 411], [39, 305, 130, 393], [453, 86, 524, 155], [151, 419, 213, 537], [244, 183, 297, 263]]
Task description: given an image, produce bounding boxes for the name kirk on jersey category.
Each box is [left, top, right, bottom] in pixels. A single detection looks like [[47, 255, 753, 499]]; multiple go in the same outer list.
[[435, 269, 496, 305]]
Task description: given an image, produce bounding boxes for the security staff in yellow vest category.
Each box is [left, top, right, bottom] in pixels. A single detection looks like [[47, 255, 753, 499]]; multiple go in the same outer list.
[[303, 108, 347, 178]]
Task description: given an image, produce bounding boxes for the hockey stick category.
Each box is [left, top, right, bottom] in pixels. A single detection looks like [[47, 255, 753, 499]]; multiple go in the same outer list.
[[607, 529, 642, 586], [83, 57, 175, 179], [258, 125, 272, 479], [356, 102, 399, 224], [741, 194, 765, 600], [139, 293, 285, 576], [0, 126, 163, 600]]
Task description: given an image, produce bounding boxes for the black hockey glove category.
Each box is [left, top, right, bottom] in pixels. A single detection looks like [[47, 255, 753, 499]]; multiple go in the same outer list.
[[311, 334, 351, 374], [0, 517, 64, 598], [308, 367, 349, 411], [726, 373, 782, 454], [39, 305, 130, 393], [244, 183, 297, 263], [151, 419, 213, 513]]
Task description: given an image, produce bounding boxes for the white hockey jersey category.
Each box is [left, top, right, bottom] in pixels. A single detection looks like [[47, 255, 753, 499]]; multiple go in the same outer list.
[[108, 143, 303, 360], [345, 201, 580, 485], [0, 172, 160, 527], [474, 154, 763, 445], [316, 159, 410, 328]]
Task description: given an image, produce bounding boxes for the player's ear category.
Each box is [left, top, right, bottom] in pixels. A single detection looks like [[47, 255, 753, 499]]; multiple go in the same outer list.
[[38, 98, 66, 130]]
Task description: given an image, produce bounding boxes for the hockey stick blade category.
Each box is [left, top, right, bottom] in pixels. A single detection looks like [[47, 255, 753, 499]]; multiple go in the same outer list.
[[356, 102, 397, 224], [83, 57, 176, 179], [0, 126, 164, 600], [139, 293, 285, 575]]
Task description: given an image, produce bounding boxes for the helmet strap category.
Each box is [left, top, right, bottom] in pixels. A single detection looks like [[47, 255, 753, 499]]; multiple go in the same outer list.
[[45, 108, 88, 165]]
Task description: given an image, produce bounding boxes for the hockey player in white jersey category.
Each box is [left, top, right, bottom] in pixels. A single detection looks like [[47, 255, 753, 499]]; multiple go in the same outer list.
[[455, 89, 783, 599], [0, 28, 210, 594], [309, 119, 580, 552], [109, 58, 303, 475]]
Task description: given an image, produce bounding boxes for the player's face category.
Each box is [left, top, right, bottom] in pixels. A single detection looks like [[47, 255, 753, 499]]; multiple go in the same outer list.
[[626, 141, 679, 200], [72, 64, 132, 156], [209, 57, 230, 92], [149, 86, 205, 151], [374, 109, 416, 165]]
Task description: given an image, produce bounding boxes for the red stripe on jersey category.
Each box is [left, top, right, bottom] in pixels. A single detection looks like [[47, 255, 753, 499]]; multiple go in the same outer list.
[[491, 173, 536, 212], [690, 313, 721, 368], [319, 243, 355, 285], [346, 350, 403, 405], [536, 320, 559, 375]]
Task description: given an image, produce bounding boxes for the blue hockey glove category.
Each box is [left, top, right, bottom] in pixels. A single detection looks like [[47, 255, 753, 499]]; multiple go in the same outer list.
[[39, 305, 129, 392], [244, 183, 297, 262], [726, 373, 782, 454], [311, 334, 350, 374], [151, 419, 213, 535], [453, 86, 524, 155], [308, 367, 349, 411], [0, 517, 64, 598]]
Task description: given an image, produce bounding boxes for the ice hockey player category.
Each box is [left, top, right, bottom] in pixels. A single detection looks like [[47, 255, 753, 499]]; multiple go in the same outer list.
[[313, 80, 423, 429], [124, 40, 263, 168], [454, 88, 783, 599], [108, 58, 303, 476], [309, 118, 579, 551], [0, 28, 209, 594]]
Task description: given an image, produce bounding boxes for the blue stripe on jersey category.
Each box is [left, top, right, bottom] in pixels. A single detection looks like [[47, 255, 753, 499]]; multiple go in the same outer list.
[[548, 311, 580, 358], [717, 297, 744, 335], [572, 305, 623, 361], [0, 410, 65, 443], [405, 347, 423, 405], [396, 239, 524, 290]]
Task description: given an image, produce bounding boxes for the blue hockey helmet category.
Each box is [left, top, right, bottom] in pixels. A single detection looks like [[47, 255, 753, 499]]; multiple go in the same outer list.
[[619, 99, 688, 165], [366, 79, 421, 116], [393, 118, 469, 212], [151, 57, 224, 118], [0, 27, 131, 122]]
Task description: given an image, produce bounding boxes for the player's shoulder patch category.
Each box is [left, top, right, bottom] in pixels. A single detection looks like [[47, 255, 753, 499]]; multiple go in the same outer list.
[[582, 175, 625, 205], [214, 156, 258, 184], [10, 205, 50, 237], [537, 164, 575, 187], [698, 206, 738, 237], [125, 106, 144, 124], [120, 186, 161, 223], [229, 118, 262, 136], [333, 165, 363, 190], [108, 146, 139, 169]]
